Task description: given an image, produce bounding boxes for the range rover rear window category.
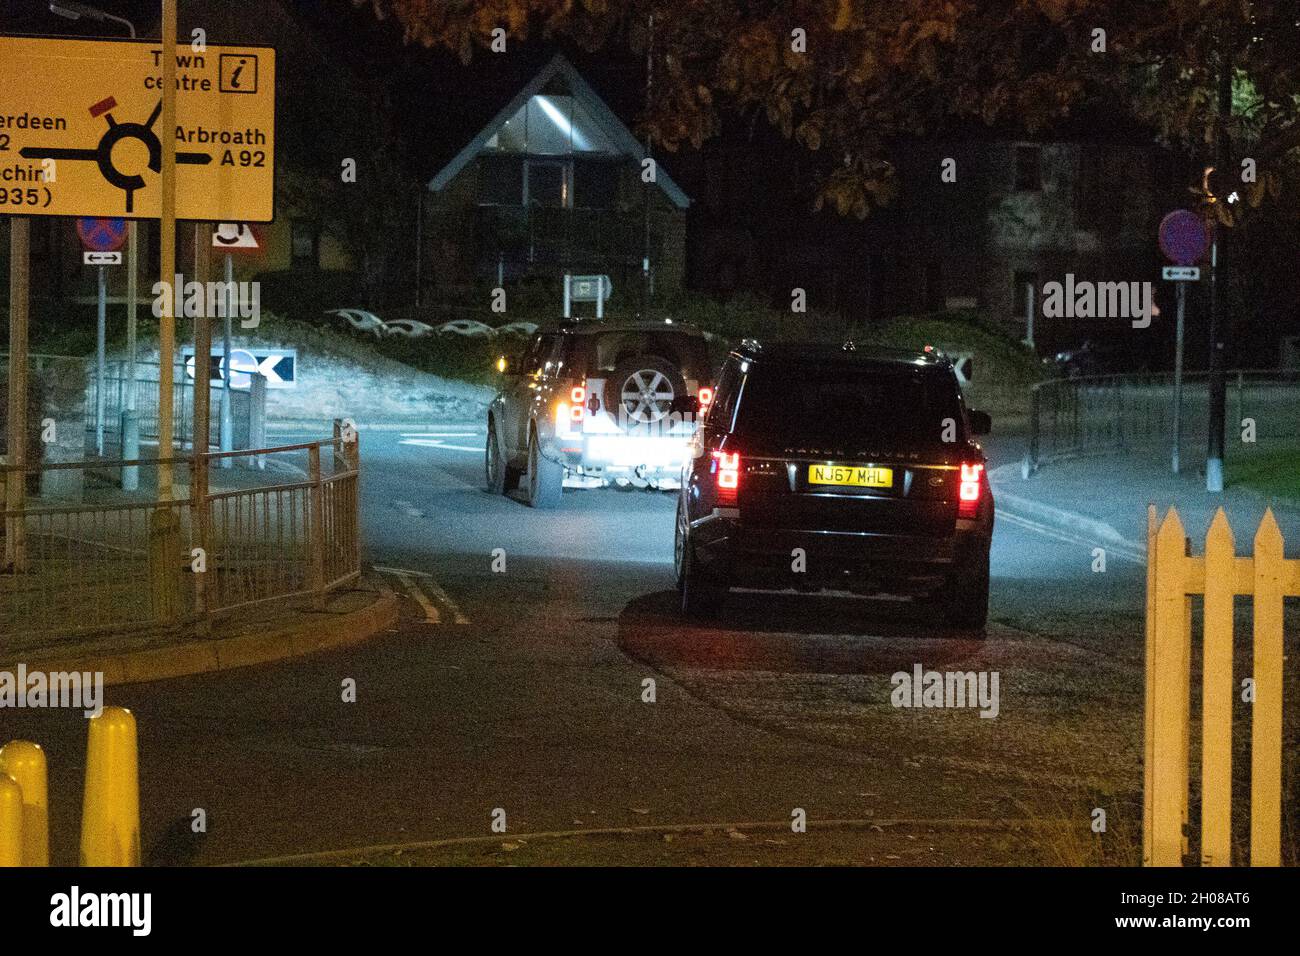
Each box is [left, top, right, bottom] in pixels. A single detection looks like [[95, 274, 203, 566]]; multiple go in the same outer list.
[[732, 361, 964, 449]]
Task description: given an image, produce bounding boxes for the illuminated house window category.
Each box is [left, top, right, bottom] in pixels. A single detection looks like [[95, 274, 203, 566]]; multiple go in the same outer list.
[[485, 93, 619, 156]]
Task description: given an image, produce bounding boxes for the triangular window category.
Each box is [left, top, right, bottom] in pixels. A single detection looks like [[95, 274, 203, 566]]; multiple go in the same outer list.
[[485, 94, 618, 155]]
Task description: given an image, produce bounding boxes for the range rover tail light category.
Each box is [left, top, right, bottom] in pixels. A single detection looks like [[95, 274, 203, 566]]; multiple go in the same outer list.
[[958, 462, 984, 518], [712, 450, 741, 505]]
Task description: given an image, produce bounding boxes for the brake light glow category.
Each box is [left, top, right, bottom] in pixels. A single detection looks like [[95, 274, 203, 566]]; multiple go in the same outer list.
[[571, 385, 586, 404], [712, 450, 740, 505], [556, 401, 582, 435], [698, 386, 714, 408], [958, 462, 983, 518]]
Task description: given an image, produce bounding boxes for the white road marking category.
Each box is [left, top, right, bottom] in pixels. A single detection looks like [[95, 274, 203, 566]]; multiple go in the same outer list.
[[399, 432, 484, 452], [998, 510, 1145, 565], [374, 565, 434, 577], [400, 439, 483, 452]]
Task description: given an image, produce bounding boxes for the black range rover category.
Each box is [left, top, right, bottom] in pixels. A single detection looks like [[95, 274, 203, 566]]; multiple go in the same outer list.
[[674, 341, 995, 630]]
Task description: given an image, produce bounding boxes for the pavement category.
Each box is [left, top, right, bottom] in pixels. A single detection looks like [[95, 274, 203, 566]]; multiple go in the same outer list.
[[989, 431, 1300, 556], [1, 580, 398, 685]]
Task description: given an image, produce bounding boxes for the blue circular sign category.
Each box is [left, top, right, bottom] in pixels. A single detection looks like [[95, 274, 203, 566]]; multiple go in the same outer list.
[[77, 218, 128, 253], [1158, 210, 1210, 266]]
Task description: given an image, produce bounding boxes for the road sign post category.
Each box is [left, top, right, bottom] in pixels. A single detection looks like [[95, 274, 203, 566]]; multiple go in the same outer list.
[[1206, 238, 1224, 493], [221, 251, 234, 468], [565, 274, 612, 319], [96, 263, 107, 455], [1160, 266, 1201, 476], [126, 221, 138, 412], [77, 219, 127, 458], [211, 223, 262, 468], [159, 0, 178, 496], [123, 219, 139, 491], [1159, 211, 1210, 480], [1173, 281, 1186, 475], [1023, 281, 1035, 350], [192, 223, 212, 631], [4, 219, 30, 572]]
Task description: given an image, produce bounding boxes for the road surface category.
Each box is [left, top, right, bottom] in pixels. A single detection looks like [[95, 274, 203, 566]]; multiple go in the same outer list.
[[7, 425, 1154, 865]]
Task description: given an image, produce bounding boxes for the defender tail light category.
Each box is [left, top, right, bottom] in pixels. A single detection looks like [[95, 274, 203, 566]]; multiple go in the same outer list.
[[958, 462, 984, 518], [712, 450, 741, 506], [571, 385, 586, 404], [698, 386, 714, 408], [556, 401, 583, 433]]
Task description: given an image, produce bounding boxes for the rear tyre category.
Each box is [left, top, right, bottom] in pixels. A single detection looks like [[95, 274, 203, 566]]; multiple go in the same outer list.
[[526, 427, 564, 509], [942, 543, 990, 632], [677, 501, 725, 618], [484, 421, 521, 494]]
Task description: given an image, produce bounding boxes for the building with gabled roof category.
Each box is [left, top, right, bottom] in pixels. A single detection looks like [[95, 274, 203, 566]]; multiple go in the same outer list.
[[422, 53, 689, 303]]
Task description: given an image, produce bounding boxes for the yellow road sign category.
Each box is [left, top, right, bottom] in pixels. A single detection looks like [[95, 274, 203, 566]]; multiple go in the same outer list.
[[0, 36, 274, 221]]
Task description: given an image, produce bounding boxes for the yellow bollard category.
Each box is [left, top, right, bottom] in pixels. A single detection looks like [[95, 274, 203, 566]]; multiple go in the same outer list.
[[0, 741, 48, 866], [80, 706, 140, 867], [0, 773, 22, 867]]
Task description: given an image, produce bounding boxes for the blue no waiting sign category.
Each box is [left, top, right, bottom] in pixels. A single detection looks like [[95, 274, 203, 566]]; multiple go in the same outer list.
[[76, 217, 127, 253]]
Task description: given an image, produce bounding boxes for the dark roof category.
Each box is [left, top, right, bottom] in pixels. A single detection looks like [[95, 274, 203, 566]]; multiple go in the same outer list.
[[734, 341, 947, 367]]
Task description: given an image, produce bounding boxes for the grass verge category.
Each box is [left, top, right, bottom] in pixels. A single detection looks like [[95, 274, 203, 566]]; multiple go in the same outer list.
[[1227, 446, 1300, 502]]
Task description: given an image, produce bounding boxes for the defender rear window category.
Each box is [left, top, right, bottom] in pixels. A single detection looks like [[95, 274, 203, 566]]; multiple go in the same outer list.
[[578, 331, 710, 381], [732, 361, 964, 448]]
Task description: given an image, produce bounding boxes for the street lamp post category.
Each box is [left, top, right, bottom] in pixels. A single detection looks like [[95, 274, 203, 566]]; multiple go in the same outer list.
[[1205, 48, 1234, 494], [48, 2, 143, 489], [49, 2, 136, 38]]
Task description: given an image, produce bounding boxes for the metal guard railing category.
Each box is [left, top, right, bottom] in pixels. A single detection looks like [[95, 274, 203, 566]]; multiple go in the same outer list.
[[1023, 369, 1300, 476], [0, 421, 361, 645]]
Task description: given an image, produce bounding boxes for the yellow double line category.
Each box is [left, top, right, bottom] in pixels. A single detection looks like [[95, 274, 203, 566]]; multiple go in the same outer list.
[[374, 566, 469, 625]]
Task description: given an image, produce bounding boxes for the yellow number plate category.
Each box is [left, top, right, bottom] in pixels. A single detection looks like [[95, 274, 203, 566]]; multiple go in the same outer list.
[[808, 465, 893, 488]]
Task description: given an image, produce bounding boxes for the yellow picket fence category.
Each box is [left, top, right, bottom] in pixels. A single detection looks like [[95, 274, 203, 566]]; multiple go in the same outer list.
[[1144, 505, 1298, 866]]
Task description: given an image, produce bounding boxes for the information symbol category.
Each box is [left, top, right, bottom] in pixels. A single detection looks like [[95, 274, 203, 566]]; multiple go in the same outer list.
[[219, 54, 258, 94]]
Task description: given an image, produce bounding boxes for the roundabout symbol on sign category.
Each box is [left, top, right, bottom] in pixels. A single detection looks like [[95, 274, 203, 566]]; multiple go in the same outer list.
[[23, 97, 212, 213]]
